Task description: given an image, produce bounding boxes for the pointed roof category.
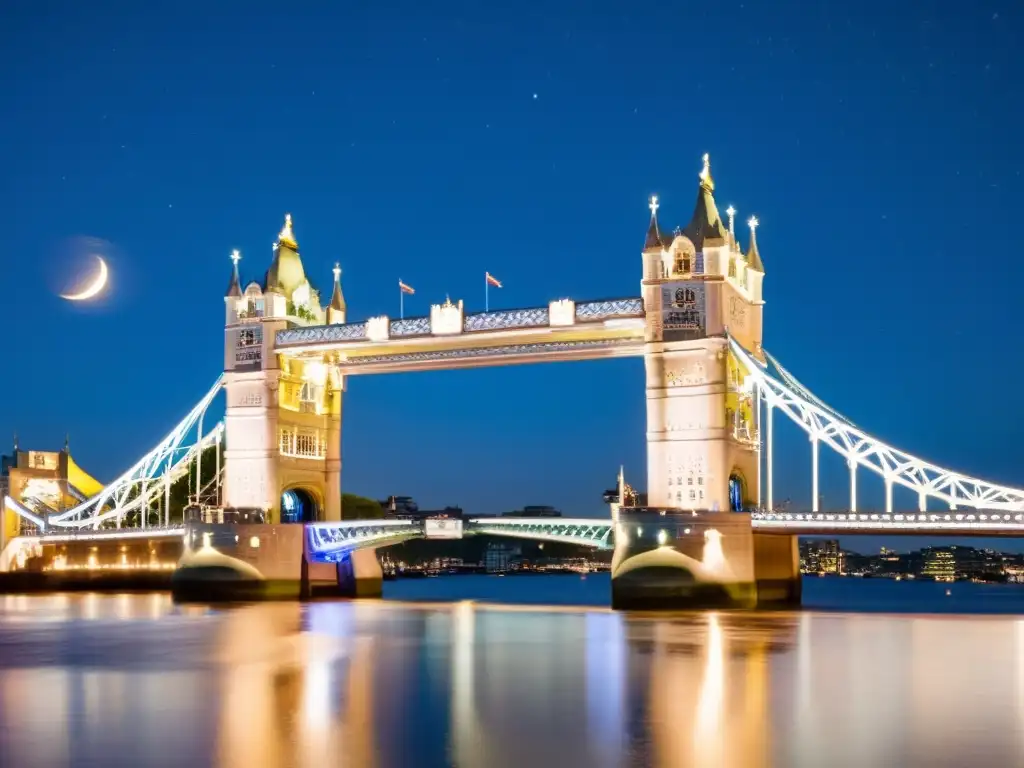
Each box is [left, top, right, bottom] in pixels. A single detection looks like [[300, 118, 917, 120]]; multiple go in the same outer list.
[[278, 213, 297, 248], [330, 263, 346, 311], [264, 213, 308, 295], [746, 216, 765, 272], [681, 153, 729, 251], [225, 249, 242, 298], [644, 195, 665, 251]]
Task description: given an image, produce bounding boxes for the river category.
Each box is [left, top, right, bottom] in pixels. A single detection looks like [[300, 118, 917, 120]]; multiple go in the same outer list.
[[0, 575, 1022, 767]]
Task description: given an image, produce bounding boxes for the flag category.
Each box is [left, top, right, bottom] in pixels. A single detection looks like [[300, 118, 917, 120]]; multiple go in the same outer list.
[[485, 272, 502, 288], [399, 280, 415, 295]]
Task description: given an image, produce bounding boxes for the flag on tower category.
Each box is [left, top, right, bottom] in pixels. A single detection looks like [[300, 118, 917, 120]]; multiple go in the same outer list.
[[485, 272, 502, 288], [398, 280, 415, 295]]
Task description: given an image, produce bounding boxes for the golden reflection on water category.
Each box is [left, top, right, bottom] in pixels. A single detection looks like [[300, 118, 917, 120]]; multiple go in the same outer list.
[[0, 595, 1022, 767]]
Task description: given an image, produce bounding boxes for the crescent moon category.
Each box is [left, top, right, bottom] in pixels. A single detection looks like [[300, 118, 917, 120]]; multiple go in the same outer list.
[[61, 256, 108, 301]]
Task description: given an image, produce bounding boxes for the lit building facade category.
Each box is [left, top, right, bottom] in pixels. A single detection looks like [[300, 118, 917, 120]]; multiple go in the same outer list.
[[221, 216, 347, 523], [640, 155, 765, 512]]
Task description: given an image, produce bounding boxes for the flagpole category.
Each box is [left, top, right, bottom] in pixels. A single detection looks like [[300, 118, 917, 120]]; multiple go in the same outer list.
[[400, 281, 404, 319], [485, 272, 489, 312]]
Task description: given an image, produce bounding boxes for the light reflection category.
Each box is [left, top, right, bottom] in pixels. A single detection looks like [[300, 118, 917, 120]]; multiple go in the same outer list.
[[0, 594, 1020, 765], [585, 612, 625, 766], [694, 613, 724, 765]]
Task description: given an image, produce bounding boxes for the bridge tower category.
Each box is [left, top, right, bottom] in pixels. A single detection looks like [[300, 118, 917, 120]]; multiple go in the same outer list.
[[641, 155, 765, 513], [221, 215, 346, 523]]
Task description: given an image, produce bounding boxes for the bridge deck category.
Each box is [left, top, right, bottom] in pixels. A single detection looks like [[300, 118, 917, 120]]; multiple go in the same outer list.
[[274, 298, 645, 373], [751, 511, 1024, 537]]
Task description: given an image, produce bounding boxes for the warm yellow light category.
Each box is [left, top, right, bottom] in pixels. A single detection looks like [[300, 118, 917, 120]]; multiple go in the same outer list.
[[249, 536, 260, 548], [304, 360, 327, 386]]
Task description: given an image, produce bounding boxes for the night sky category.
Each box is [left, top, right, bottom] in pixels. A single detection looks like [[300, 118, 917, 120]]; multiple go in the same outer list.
[[2, 2, 1021, 553]]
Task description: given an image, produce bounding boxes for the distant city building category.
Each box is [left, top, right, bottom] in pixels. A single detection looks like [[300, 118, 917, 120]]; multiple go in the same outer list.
[[381, 496, 419, 516], [922, 548, 956, 581], [799, 539, 841, 574], [485, 542, 520, 573], [0, 441, 105, 542], [381, 495, 463, 520]]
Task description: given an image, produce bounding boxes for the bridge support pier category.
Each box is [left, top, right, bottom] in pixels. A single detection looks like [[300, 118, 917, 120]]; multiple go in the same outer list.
[[335, 548, 383, 599], [752, 532, 801, 607], [610, 509, 800, 610], [171, 523, 380, 601]]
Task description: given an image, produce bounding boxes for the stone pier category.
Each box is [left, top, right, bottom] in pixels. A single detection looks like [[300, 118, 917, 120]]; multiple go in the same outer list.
[[172, 522, 383, 601], [610, 509, 800, 610]]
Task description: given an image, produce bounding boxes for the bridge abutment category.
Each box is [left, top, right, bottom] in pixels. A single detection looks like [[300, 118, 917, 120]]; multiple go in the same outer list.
[[610, 510, 800, 609], [752, 531, 802, 607], [172, 523, 382, 601]]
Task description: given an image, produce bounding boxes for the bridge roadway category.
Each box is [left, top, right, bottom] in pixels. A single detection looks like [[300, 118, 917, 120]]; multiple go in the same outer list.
[[14, 509, 1024, 557], [751, 510, 1024, 537]]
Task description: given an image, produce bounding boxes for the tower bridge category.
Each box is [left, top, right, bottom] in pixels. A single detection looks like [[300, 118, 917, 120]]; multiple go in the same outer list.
[[4, 153, 1024, 608]]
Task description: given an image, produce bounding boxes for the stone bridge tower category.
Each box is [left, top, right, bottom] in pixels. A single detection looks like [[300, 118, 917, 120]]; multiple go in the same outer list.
[[221, 215, 346, 523], [641, 155, 766, 513]]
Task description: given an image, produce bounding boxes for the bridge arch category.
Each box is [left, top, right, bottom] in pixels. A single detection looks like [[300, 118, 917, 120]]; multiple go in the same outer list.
[[728, 470, 748, 512], [280, 485, 321, 524]]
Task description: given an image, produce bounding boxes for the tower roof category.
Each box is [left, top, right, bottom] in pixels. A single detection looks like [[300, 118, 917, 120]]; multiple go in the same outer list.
[[264, 213, 308, 295], [746, 216, 765, 272], [225, 250, 242, 298], [644, 196, 666, 251], [330, 263, 346, 311], [681, 154, 729, 251]]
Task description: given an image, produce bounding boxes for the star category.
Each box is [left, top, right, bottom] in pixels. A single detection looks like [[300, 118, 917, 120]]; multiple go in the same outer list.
[[532, 93, 538, 100]]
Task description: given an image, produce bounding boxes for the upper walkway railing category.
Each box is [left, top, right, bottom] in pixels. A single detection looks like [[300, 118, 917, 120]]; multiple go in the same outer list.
[[275, 297, 644, 348]]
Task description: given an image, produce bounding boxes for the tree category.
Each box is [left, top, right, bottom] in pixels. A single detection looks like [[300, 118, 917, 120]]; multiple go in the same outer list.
[[341, 493, 384, 520]]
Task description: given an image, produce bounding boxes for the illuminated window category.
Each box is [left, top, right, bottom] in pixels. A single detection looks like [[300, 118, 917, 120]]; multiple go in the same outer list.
[[279, 427, 326, 459], [238, 327, 261, 347]]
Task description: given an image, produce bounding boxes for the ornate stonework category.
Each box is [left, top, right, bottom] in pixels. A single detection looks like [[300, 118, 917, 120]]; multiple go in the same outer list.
[[430, 296, 464, 335], [366, 315, 390, 342], [549, 299, 576, 326], [666, 360, 707, 387]]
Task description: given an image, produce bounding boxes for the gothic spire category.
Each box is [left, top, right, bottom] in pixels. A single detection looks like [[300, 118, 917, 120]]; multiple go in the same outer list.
[[682, 153, 729, 251], [746, 216, 765, 272], [264, 213, 307, 295], [330, 263, 346, 311], [278, 213, 298, 249], [225, 249, 243, 298], [644, 195, 664, 251]]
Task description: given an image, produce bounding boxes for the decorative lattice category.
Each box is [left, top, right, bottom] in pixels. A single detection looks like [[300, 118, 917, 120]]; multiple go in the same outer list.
[[277, 322, 368, 346], [389, 316, 431, 337], [463, 307, 550, 332], [575, 298, 644, 321]]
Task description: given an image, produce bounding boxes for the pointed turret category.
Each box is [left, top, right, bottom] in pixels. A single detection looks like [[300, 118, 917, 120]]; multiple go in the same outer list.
[[746, 215, 765, 273], [264, 213, 308, 296], [327, 263, 346, 324], [330, 264, 345, 310], [644, 195, 664, 251], [225, 249, 243, 298], [681, 153, 729, 251], [277, 213, 297, 248], [725, 205, 738, 250]]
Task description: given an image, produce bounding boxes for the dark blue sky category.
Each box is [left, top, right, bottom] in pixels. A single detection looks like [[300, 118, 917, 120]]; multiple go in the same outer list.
[[2, 2, 1021, 552]]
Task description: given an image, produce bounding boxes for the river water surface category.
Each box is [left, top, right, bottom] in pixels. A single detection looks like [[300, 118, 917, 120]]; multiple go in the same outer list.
[[1, 575, 1023, 767]]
